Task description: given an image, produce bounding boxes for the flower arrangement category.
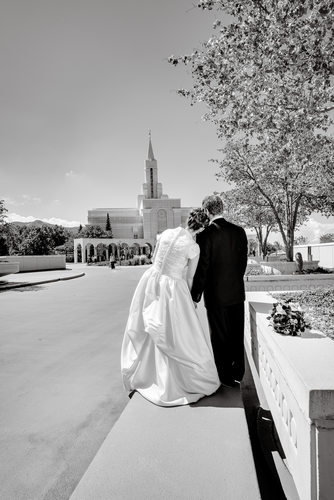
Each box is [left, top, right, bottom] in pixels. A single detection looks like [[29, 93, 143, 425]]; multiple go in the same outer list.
[[267, 299, 310, 336]]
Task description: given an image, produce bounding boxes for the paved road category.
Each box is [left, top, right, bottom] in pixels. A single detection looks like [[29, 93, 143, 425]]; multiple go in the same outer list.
[[0, 265, 145, 500]]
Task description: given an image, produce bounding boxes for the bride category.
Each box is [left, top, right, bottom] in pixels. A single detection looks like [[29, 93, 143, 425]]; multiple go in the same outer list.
[[121, 208, 220, 406]]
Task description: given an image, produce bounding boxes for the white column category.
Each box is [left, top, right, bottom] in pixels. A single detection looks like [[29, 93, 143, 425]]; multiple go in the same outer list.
[[74, 245, 78, 264], [82, 244, 87, 263]]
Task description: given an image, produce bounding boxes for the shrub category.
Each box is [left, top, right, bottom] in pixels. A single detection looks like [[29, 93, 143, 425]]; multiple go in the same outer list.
[[245, 267, 263, 276]]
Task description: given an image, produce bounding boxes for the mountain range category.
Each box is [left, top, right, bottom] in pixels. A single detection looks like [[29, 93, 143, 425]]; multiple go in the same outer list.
[[8, 220, 80, 234]]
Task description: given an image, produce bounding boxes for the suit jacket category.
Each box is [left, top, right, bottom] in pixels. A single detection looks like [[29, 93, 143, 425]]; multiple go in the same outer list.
[[191, 218, 248, 307]]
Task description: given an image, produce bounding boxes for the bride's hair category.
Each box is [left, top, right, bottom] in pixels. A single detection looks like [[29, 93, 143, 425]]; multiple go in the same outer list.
[[187, 208, 209, 231]]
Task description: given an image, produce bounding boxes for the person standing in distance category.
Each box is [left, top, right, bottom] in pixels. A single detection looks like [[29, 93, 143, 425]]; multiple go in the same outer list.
[[191, 195, 248, 387]]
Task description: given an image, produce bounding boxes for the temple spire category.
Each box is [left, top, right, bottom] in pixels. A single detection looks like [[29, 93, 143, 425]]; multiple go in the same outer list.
[[148, 130, 155, 160]]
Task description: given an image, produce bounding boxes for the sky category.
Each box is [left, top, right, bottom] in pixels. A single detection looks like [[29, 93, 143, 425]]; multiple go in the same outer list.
[[1, 0, 333, 241]]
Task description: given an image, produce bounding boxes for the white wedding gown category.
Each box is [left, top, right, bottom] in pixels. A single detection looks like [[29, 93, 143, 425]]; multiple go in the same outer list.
[[121, 226, 220, 406]]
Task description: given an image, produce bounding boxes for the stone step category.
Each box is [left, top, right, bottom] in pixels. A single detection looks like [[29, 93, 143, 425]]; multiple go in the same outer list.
[[70, 388, 261, 500]]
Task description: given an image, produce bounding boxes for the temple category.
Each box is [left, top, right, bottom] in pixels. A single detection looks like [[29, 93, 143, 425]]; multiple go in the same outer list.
[[74, 134, 191, 263]]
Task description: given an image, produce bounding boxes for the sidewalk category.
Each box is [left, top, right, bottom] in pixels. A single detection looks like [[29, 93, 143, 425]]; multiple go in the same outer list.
[[0, 265, 86, 290]]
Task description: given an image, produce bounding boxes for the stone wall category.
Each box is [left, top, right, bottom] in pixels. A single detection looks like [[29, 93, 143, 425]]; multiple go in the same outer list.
[[0, 255, 66, 272]]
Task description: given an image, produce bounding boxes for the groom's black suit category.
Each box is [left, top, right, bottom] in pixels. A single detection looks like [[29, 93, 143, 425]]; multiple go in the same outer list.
[[191, 217, 248, 383]]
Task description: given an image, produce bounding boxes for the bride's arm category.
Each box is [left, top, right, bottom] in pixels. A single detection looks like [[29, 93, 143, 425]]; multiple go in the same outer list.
[[186, 253, 200, 291]]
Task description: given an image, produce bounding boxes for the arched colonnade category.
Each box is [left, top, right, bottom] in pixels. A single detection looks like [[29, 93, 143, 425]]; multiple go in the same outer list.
[[73, 238, 154, 264]]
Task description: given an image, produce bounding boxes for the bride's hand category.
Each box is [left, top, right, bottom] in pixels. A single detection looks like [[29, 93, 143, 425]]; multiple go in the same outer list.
[[193, 301, 198, 309]]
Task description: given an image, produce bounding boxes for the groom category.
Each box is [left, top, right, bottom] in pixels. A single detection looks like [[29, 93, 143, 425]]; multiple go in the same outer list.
[[191, 195, 248, 387]]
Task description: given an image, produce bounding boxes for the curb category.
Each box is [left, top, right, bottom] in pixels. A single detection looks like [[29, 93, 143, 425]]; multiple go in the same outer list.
[[245, 274, 334, 282], [0, 272, 85, 291]]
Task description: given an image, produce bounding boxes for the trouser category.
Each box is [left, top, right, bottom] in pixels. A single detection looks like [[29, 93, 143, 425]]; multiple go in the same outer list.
[[207, 302, 245, 382]]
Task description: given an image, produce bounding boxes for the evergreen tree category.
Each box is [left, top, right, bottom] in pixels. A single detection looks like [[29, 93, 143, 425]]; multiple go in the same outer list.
[[105, 213, 113, 237], [106, 213, 111, 231]]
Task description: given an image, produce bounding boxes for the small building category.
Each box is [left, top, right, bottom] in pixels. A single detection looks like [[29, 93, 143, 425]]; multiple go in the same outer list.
[[74, 134, 192, 263]]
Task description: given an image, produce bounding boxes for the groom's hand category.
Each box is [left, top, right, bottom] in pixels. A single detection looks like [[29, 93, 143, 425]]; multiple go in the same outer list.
[[193, 301, 198, 309]]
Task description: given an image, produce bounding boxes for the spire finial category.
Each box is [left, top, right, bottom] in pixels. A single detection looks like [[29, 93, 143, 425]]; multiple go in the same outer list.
[[148, 130, 155, 160]]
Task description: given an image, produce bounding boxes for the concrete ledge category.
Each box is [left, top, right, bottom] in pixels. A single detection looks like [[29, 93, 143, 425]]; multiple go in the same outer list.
[[246, 292, 334, 500], [245, 273, 334, 282], [70, 390, 261, 500]]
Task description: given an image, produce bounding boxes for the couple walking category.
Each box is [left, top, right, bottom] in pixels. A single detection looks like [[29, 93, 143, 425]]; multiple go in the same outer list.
[[121, 195, 248, 406]]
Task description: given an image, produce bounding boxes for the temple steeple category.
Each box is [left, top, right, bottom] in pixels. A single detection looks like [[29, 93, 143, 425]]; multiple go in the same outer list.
[[140, 131, 163, 200], [148, 130, 155, 160]]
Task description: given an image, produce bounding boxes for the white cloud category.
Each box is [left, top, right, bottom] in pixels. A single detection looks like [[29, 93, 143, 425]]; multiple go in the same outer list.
[[65, 170, 76, 177], [3, 196, 24, 207], [22, 194, 42, 203], [6, 212, 82, 227], [3, 195, 41, 206], [297, 217, 334, 243]]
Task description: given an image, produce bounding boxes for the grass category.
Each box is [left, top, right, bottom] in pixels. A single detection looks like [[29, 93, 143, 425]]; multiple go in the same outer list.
[[271, 288, 334, 339]]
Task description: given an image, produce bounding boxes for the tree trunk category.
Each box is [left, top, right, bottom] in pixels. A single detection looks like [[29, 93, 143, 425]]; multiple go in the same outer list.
[[254, 227, 264, 260], [285, 225, 294, 261]]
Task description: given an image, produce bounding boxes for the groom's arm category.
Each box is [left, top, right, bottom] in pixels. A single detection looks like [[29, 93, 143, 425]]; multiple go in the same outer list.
[[191, 231, 211, 303], [239, 227, 248, 275]]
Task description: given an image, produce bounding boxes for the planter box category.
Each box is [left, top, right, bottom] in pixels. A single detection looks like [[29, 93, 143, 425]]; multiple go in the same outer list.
[[260, 260, 320, 275], [245, 292, 334, 500]]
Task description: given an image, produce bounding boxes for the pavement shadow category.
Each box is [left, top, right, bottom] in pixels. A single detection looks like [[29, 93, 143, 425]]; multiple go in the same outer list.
[[0, 284, 45, 292], [191, 385, 243, 409], [241, 357, 287, 500]]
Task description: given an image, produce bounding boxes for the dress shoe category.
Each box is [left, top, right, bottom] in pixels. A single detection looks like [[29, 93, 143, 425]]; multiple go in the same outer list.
[[220, 379, 239, 388]]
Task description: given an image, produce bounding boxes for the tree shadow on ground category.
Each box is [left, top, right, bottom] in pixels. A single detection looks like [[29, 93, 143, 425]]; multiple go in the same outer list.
[[0, 284, 45, 292]]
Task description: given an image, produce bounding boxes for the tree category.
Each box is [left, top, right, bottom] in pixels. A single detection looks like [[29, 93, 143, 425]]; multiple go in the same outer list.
[[169, 0, 334, 260], [79, 225, 109, 238], [216, 137, 332, 260], [105, 213, 113, 237], [320, 233, 334, 243], [247, 239, 257, 255], [105, 213, 111, 231], [78, 224, 83, 233], [222, 187, 277, 259], [294, 235, 308, 245], [0, 200, 7, 225], [273, 241, 283, 251], [18, 225, 67, 255], [0, 200, 9, 254]]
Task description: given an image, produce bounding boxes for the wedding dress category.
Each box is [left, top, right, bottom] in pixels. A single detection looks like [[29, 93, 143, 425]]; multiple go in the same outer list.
[[121, 226, 220, 406]]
